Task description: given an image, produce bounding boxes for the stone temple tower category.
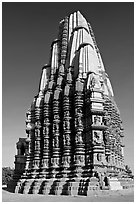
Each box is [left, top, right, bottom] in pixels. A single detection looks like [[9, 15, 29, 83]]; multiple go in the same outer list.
[[8, 11, 132, 195]]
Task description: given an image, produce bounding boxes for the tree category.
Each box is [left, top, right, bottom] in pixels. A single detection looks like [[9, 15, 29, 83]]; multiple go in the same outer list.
[[2, 167, 14, 185], [125, 165, 133, 178]]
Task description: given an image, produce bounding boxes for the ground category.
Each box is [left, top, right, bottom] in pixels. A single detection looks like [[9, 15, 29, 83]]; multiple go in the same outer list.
[[2, 188, 134, 202]]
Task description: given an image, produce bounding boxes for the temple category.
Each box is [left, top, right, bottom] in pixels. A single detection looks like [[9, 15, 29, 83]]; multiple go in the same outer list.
[[8, 11, 133, 195]]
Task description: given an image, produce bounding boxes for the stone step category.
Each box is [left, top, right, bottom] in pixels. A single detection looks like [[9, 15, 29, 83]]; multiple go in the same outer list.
[[9, 176, 134, 195], [61, 180, 80, 196], [40, 179, 55, 195], [28, 180, 43, 194], [49, 179, 66, 195], [21, 179, 35, 194]]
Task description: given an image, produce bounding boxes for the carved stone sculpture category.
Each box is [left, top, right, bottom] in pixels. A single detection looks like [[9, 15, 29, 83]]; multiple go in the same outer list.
[[9, 11, 128, 195]]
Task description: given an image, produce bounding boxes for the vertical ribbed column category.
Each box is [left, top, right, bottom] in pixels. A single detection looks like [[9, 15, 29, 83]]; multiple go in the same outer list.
[[61, 66, 73, 177], [49, 17, 69, 179], [73, 78, 85, 178], [23, 97, 37, 178], [103, 97, 115, 175], [103, 98, 111, 165], [60, 17, 68, 65], [36, 65, 51, 178], [40, 98, 51, 178], [119, 121, 125, 170], [30, 65, 49, 178], [84, 88, 93, 178], [50, 40, 59, 79], [32, 92, 44, 177], [44, 39, 60, 179], [43, 80, 54, 180], [51, 66, 64, 178], [51, 93, 61, 177], [23, 110, 31, 177]]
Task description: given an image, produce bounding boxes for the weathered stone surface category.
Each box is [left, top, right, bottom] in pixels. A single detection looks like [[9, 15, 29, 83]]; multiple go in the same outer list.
[[8, 11, 131, 195]]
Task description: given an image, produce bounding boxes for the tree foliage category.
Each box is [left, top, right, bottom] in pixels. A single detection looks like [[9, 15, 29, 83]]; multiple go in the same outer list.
[[125, 165, 133, 178], [2, 167, 14, 185]]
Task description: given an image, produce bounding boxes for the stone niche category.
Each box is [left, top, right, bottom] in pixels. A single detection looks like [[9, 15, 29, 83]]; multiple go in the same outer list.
[[14, 138, 28, 174]]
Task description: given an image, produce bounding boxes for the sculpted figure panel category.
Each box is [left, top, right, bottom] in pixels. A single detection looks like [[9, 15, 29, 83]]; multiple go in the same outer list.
[[93, 131, 103, 144], [93, 116, 101, 126]]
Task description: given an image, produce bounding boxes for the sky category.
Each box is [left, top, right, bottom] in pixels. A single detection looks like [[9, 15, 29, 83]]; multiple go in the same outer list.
[[2, 2, 134, 172]]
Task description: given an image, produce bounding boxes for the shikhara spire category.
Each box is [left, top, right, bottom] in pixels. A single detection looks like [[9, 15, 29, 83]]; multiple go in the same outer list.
[[8, 11, 132, 195], [39, 11, 114, 98]]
